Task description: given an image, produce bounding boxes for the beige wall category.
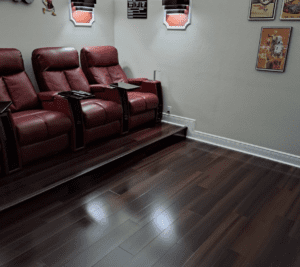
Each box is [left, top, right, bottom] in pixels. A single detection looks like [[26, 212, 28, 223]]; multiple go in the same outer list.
[[114, 0, 300, 156], [0, 0, 114, 90]]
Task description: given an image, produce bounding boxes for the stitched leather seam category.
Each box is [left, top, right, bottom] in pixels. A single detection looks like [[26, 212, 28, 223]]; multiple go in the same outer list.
[[12, 110, 47, 119]]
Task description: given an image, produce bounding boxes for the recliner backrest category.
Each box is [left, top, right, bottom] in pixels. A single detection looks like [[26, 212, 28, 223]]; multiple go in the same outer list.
[[81, 46, 128, 85], [32, 47, 91, 92], [0, 48, 39, 113]]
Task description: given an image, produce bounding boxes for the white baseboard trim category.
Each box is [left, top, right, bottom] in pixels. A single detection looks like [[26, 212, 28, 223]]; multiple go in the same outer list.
[[162, 113, 300, 169]]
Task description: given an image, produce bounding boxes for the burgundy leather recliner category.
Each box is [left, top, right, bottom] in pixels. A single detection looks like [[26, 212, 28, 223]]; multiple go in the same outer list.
[[0, 48, 72, 167], [80, 46, 162, 130], [31, 47, 123, 148]]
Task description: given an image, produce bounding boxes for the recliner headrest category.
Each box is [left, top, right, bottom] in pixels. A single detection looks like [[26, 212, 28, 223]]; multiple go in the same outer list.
[[81, 46, 119, 67], [32, 47, 79, 72], [0, 48, 24, 76]]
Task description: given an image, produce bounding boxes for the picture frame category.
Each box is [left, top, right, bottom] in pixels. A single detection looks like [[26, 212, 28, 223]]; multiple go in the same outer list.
[[69, 0, 96, 27], [280, 0, 300, 20], [248, 0, 278, 20], [128, 0, 147, 19], [256, 27, 292, 73], [162, 0, 192, 30]]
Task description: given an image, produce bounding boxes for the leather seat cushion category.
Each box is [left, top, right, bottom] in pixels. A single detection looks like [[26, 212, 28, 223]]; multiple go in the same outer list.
[[11, 110, 72, 146], [127, 92, 159, 115], [81, 99, 122, 129]]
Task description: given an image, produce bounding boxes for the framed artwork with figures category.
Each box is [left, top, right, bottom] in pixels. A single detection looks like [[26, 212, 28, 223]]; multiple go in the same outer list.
[[256, 27, 292, 72], [280, 0, 300, 20], [248, 0, 278, 20]]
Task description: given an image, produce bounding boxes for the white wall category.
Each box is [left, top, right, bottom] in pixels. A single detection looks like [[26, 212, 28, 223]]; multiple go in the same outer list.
[[0, 0, 114, 90], [114, 0, 300, 156]]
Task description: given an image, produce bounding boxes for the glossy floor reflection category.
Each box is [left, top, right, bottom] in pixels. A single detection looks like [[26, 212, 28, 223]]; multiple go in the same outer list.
[[1, 136, 300, 266]]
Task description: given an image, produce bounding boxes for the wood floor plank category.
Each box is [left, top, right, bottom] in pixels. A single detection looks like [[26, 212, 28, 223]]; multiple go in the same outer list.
[[119, 211, 181, 255], [42, 169, 188, 265], [287, 176, 300, 191], [1, 217, 95, 267], [289, 217, 300, 239], [122, 210, 202, 267], [209, 164, 258, 198], [276, 174, 291, 189], [152, 243, 194, 267], [0, 208, 92, 262], [189, 165, 256, 217], [231, 255, 252, 267], [116, 169, 201, 220], [196, 216, 248, 267], [169, 149, 222, 174], [247, 157, 278, 170], [211, 248, 240, 267], [132, 178, 206, 226], [42, 207, 133, 267], [197, 156, 246, 189], [119, 183, 204, 256], [38, 169, 140, 223], [42, 170, 200, 267], [253, 181, 300, 223], [92, 247, 133, 267], [1, 136, 300, 267], [110, 172, 152, 195], [178, 167, 270, 253], [231, 217, 275, 263], [250, 216, 294, 266], [61, 219, 141, 267], [192, 142, 220, 153], [234, 170, 284, 217], [182, 211, 240, 267]]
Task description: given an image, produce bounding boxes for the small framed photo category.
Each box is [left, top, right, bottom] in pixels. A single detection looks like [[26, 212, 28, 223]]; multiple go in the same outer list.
[[280, 0, 300, 20], [256, 27, 292, 72], [249, 0, 278, 20]]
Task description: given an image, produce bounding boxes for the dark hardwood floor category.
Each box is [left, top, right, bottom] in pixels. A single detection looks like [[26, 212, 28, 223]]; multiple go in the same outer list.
[[0, 123, 186, 212], [1, 132, 300, 267]]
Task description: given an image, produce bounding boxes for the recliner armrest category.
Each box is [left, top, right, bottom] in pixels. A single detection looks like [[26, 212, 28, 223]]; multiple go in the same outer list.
[[38, 92, 73, 119], [38, 91, 59, 101], [139, 80, 161, 95], [38, 92, 77, 151], [128, 78, 149, 86], [90, 84, 122, 104], [89, 84, 111, 92]]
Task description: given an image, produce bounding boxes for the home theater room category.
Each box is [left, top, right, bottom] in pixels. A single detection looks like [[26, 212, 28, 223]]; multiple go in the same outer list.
[[1, 0, 300, 266]]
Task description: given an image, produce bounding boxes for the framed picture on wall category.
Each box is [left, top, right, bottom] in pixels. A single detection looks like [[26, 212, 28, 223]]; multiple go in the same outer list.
[[256, 27, 292, 72], [280, 0, 300, 20], [128, 0, 147, 19], [248, 0, 278, 20]]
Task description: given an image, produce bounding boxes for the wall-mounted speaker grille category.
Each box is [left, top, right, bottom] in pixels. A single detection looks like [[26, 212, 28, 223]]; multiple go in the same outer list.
[[72, 3, 95, 7], [166, 10, 186, 14], [71, 0, 96, 8], [162, 0, 189, 6], [71, 0, 96, 3], [75, 7, 93, 11], [164, 5, 187, 9]]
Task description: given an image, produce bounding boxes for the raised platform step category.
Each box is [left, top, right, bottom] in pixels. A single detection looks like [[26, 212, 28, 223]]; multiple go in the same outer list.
[[0, 123, 187, 212]]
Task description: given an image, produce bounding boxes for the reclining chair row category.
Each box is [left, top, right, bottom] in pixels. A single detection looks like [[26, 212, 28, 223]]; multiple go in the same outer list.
[[0, 46, 163, 176]]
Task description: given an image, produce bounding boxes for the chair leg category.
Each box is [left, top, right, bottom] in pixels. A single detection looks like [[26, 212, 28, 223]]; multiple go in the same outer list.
[[151, 109, 159, 127]]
